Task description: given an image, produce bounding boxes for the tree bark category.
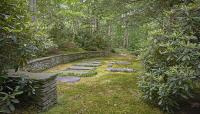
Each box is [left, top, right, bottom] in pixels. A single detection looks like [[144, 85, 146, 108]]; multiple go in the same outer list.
[[29, 0, 37, 21]]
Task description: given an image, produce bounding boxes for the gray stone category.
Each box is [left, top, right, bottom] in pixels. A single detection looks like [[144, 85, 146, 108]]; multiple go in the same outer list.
[[110, 61, 130, 65], [107, 68, 134, 72], [57, 77, 81, 83], [8, 71, 57, 112], [38, 84, 57, 93], [68, 66, 96, 70], [8, 70, 57, 81], [74, 63, 100, 67], [86, 61, 101, 64], [107, 63, 113, 67], [25, 51, 108, 72], [90, 61, 101, 64], [61, 70, 90, 75]]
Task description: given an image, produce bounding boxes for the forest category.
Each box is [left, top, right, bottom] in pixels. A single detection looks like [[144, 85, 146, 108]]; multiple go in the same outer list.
[[1, 0, 200, 114]]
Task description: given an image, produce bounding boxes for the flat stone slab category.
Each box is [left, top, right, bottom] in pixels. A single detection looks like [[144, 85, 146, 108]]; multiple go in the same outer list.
[[86, 61, 101, 64], [107, 63, 113, 67], [68, 66, 96, 70], [107, 68, 134, 72], [61, 70, 90, 75], [57, 77, 80, 83], [8, 70, 57, 81], [74, 63, 100, 67], [110, 61, 130, 65]]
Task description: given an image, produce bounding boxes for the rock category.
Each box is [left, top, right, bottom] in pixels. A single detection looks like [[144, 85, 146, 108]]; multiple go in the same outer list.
[[107, 63, 113, 67], [110, 61, 130, 65], [68, 66, 96, 70], [61, 70, 90, 75], [87, 61, 101, 64], [107, 68, 134, 72], [8, 71, 58, 112], [191, 102, 200, 108], [74, 63, 100, 67]]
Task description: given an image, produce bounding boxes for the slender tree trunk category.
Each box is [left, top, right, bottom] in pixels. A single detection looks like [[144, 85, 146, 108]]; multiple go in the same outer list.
[[108, 23, 112, 50], [95, 17, 99, 32], [123, 28, 129, 48], [72, 21, 76, 41], [126, 29, 129, 48], [29, 0, 37, 21]]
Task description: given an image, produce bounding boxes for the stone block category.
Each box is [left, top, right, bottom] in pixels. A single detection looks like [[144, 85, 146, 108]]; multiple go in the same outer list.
[[107, 68, 134, 72]]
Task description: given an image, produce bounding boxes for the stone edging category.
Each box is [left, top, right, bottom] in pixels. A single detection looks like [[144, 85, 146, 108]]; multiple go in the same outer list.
[[25, 51, 108, 72]]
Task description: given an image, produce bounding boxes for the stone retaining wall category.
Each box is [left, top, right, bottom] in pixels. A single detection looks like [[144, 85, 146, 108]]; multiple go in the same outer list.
[[26, 51, 108, 72], [8, 71, 57, 112]]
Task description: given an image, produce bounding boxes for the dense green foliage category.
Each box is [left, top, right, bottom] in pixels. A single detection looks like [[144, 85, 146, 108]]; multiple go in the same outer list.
[[138, 0, 200, 113], [0, 1, 38, 113], [0, 0, 33, 73], [0, 76, 35, 113]]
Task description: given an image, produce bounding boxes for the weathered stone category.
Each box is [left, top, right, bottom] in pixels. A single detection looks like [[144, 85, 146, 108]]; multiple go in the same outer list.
[[88, 61, 101, 64], [39, 80, 56, 88], [57, 77, 81, 83], [38, 99, 57, 111], [8, 70, 57, 82], [37, 92, 57, 102], [110, 61, 130, 65], [107, 63, 113, 67], [38, 97, 57, 107], [68, 66, 96, 70], [37, 85, 57, 93], [61, 70, 90, 75], [25, 51, 108, 72], [74, 63, 100, 67], [107, 68, 134, 72], [8, 71, 57, 112]]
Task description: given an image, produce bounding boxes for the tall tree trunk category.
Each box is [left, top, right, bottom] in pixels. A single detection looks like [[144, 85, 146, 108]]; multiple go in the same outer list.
[[72, 21, 76, 42], [29, 0, 37, 21], [126, 29, 129, 48], [95, 18, 99, 32], [108, 23, 112, 50]]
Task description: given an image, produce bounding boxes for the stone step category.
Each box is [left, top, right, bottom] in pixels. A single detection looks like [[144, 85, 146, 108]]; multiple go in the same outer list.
[[107, 68, 134, 73], [68, 66, 96, 70], [61, 70, 90, 75], [57, 77, 81, 83], [74, 63, 100, 67], [86, 61, 101, 64], [110, 61, 130, 65]]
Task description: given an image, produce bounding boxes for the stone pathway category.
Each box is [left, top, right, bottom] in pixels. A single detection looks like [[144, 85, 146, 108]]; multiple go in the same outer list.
[[57, 61, 102, 83], [107, 61, 134, 73], [54, 59, 135, 83]]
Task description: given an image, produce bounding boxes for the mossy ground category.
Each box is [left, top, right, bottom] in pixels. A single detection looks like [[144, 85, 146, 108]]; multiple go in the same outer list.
[[14, 54, 164, 114]]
